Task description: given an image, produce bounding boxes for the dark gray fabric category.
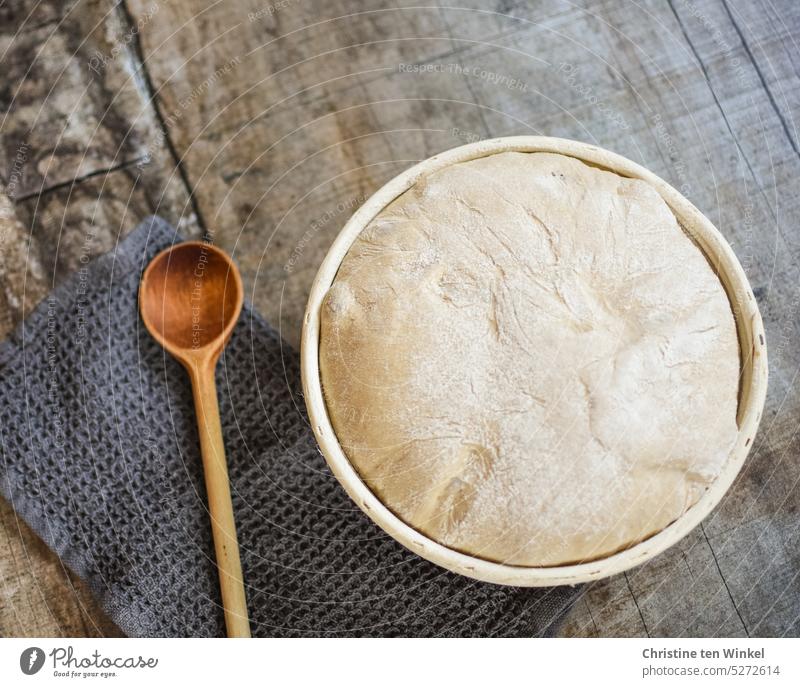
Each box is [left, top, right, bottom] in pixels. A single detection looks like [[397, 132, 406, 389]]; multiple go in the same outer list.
[[0, 216, 582, 637]]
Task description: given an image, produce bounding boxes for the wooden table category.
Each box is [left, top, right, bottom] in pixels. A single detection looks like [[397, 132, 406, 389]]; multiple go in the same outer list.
[[1, 0, 798, 637]]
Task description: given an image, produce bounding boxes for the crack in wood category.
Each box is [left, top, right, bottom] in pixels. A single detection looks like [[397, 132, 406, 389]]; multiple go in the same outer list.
[[11, 157, 146, 203], [585, 596, 600, 636], [666, 0, 778, 224], [624, 572, 651, 637], [437, 6, 493, 139], [116, 0, 209, 236], [720, 0, 800, 159], [701, 523, 750, 637]]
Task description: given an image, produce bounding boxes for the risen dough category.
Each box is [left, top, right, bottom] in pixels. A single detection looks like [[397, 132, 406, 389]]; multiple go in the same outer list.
[[319, 151, 739, 567]]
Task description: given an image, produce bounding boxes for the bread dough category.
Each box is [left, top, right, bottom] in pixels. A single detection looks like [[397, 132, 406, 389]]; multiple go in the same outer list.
[[319, 151, 740, 567]]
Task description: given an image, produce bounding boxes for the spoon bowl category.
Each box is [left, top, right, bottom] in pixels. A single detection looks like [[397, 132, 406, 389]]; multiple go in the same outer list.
[[140, 241, 243, 361]]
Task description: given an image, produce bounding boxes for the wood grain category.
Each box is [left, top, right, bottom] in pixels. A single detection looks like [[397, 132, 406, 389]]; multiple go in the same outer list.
[[1, 0, 798, 636]]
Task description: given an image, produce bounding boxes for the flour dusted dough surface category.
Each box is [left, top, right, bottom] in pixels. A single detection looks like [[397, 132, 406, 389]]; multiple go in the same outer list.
[[319, 152, 740, 567]]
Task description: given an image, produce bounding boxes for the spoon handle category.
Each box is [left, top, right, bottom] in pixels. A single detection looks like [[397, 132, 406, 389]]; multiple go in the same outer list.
[[189, 362, 251, 638]]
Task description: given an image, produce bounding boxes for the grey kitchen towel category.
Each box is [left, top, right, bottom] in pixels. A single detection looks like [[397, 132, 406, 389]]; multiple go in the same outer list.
[[0, 216, 582, 637]]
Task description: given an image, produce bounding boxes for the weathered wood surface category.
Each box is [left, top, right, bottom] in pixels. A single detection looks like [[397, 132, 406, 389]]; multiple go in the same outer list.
[[0, 0, 798, 637]]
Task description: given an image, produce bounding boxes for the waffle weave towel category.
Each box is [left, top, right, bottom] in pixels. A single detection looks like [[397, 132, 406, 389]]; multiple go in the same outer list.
[[0, 216, 581, 636]]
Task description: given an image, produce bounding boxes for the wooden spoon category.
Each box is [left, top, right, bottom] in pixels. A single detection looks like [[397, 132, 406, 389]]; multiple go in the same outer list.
[[139, 240, 250, 638]]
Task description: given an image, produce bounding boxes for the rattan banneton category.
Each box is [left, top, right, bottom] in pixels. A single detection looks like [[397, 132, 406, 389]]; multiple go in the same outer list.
[[302, 137, 768, 587]]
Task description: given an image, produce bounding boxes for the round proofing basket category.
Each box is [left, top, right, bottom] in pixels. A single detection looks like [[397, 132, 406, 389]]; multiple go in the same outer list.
[[300, 136, 768, 587]]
